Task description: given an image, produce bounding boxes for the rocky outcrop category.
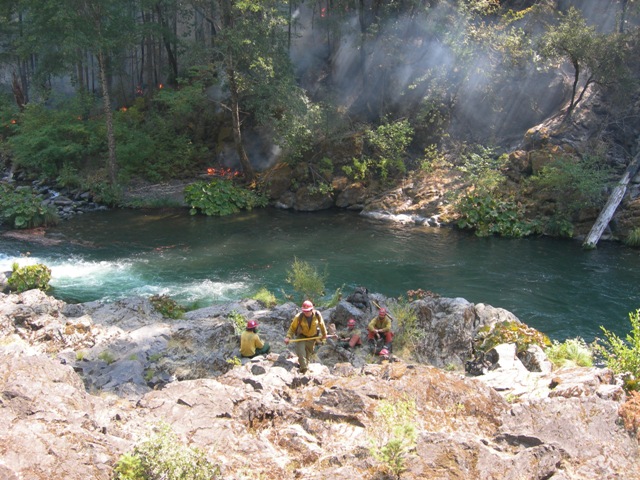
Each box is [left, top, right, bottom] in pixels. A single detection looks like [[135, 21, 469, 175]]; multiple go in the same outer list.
[[1, 290, 638, 479]]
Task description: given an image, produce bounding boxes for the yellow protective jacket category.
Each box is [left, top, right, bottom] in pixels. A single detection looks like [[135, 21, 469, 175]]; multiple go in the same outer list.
[[286, 311, 327, 339], [240, 330, 264, 357], [368, 315, 391, 333]]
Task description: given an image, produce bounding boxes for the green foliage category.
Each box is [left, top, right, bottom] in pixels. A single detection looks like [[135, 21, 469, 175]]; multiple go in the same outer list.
[[184, 179, 268, 216], [458, 145, 508, 191], [98, 350, 116, 365], [114, 87, 211, 182], [537, 7, 630, 114], [420, 144, 449, 172], [83, 172, 123, 207], [325, 285, 344, 309], [389, 298, 421, 358], [474, 321, 551, 354], [252, 287, 277, 308], [368, 397, 418, 478], [624, 228, 640, 248], [56, 162, 83, 189], [0, 183, 59, 230], [343, 119, 413, 182], [7, 262, 52, 293], [545, 338, 594, 368], [342, 156, 371, 181], [595, 308, 640, 391], [285, 257, 327, 303], [456, 192, 541, 238], [228, 311, 246, 336], [149, 295, 185, 319], [113, 422, 220, 480], [226, 356, 242, 367], [542, 214, 574, 238], [7, 98, 103, 180], [527, 154, 613, 217]]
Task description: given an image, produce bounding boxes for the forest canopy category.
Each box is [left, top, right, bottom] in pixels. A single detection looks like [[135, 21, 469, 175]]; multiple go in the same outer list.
[[0, 1, 638, 238]]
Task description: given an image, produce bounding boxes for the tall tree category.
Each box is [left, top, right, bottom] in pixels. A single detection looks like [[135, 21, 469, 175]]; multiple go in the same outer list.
[[190, 0, 307, 181], [538, 7, 628, 120], [17, 0, 138, 184]]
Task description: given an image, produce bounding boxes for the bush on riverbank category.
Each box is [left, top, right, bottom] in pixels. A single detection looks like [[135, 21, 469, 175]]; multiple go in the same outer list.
[[7, 262, 51, 293], [596, 308, 640, 391], [184, 179, 268, 216], [0, 183, 59, 229]]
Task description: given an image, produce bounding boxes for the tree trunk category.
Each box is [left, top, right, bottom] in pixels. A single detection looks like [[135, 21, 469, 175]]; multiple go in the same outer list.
[[97, 50, 118, 186], [583, 146, 640, 249], [226, 64, 255, 182], [155, 3, 179, 85]]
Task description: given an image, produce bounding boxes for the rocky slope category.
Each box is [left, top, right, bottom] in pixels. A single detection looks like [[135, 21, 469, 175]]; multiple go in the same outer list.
[[1, 289, 639, 479]]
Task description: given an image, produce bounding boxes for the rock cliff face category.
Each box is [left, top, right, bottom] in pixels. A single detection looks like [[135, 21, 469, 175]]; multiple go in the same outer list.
[[1, 290, 639, 479]]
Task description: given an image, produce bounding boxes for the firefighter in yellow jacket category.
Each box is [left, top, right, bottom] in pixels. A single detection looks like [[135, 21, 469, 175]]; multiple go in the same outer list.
[[240, 320, 270, 358], [284, 300, 327, 373]]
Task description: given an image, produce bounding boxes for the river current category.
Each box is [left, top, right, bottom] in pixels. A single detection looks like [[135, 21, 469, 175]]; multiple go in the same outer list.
[[1, 207, 639, 342]]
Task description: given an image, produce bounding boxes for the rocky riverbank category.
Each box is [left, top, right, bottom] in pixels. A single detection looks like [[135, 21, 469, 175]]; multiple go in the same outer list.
[[1, 289, 639, 479]]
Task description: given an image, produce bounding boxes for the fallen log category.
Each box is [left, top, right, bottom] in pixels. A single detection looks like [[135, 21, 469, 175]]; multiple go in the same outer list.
[[583, 145, 640, 249]]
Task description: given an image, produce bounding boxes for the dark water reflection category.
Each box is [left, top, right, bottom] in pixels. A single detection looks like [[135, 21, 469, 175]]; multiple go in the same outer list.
[[1, 207, 639, 342]]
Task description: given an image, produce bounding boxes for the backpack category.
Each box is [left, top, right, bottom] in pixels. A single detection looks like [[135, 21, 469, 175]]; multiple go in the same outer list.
[[347, 286, 370, 309]]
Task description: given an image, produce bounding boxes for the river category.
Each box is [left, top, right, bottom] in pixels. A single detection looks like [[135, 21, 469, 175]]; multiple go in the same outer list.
[[1, 207, 639, 342]]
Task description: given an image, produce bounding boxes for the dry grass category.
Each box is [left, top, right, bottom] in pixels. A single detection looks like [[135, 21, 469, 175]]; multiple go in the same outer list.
[[619, 390, 640, 441]]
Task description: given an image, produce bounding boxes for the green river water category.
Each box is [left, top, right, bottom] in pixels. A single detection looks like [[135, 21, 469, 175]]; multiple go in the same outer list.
[[1, 207, 639, 342]]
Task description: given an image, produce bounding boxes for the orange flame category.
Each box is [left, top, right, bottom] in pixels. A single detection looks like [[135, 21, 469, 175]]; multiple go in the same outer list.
[[158, 83, 163, 89], [10, 119, 16, 124], [206, 167, 242, 178]]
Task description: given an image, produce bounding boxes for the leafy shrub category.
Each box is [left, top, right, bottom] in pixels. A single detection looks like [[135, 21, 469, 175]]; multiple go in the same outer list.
[[545, 337, 593, 368], [474, 321, 551, 354], [456, 192, 541, 238], [285, 257, 326, 303], [368, 397, 418, 478], [7, 262, 51, 292], [56, 162, 82, 189], [527, 153, 613, 217], [114, 83, 215, 182], [542, 213, 574, 238], [184, 179, 268, 216], [0, 183, 59, 229], [343, 119, 413, 182], [113, 422, 220, 480], [420, 144, 449, 172], [595, 308, 640, 391], [325, 285, 344, 308], [7, 98, 103, 180], [83, 172, 123, 207], [252, 287, 277, 308], [226, 356, 242, 367], [228, 310, 246, 336], [457, 144, 508, 191], [150, 295, 185, 319]]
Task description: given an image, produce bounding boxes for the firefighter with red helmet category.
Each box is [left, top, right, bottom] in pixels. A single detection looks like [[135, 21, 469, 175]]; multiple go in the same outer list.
[[367, 307, 394, 353], [284, 300, 327, 374], [240, 319, 270, 358], [337, 318, 362, 349]]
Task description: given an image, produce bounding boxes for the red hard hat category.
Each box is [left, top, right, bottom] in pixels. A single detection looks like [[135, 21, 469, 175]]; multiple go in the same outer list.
[[379, 348, 389, 356], [347, 318, 356, 327], [247, 320, 258, 329], [301, 300, 314, 312], [378, 308, 387, 317]]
